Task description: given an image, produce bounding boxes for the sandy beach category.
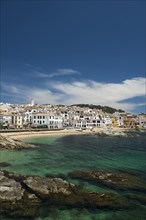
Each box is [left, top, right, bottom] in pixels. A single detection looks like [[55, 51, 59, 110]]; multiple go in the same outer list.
[[0, 129, 96, 139], [0, 127, 132, 140]]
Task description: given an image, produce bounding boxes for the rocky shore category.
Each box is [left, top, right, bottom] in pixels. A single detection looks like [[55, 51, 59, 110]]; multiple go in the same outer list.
[[69, 169, 146, 192], [0, 134, 35, 150], [0, 170, 138, 218], [93, 130, 141, 137], [1, 132, 146, 218], [0, 169, 146, 218]]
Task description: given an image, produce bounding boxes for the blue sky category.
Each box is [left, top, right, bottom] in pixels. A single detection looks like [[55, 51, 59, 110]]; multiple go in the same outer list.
[[1, 0, 145, 113]]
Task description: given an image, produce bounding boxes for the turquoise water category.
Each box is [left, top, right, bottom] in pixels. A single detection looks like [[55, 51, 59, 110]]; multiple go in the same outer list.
[[0, 132, 146, 219]]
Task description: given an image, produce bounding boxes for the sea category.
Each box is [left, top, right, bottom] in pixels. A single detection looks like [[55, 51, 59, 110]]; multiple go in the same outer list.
[[0, 131, 146, 220]]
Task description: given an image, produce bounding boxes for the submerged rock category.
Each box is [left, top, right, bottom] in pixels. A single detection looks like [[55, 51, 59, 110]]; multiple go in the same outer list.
[[69, 169, 146, 192], [126, 194, 146, 205], [0, 170, 133, 217], [23, 176, 75, 200], [23, 176, 130, 208], [0, 134, 35, 149], [0, 162, 11, 167]]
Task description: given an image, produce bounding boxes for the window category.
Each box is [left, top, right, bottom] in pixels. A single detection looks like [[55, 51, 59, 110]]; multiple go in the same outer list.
[[40, 116, 42, 119], [34, 116, 36, 119], [43, 116, 45, 119], [43, 121, 45, 123], [34, 121, 36, 123], [38, 116, 39, 119]]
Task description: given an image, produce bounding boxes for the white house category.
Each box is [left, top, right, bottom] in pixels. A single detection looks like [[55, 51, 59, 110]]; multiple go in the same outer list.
[[24, 108, 38, 125], [31, 113, 63, 129], [74, 114, 103, 128], [102, 116, 112, 127]]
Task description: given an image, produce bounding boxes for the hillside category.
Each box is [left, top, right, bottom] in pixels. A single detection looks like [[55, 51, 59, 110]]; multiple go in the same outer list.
[[71, 104, 125, 114]]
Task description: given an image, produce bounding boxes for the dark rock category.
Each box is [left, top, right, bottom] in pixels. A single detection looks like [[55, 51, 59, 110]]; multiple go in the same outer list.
[[45, 173, 68, 180], [0, 162, 10, 167], [95, 130, 139, 137], [23, 176, 130, 209], [0, 171, 41, 217], [0, 134, 35, 150], [69, 169, 146, 192], [2, 170, 26, 182], [95, 132, 108, 137], [82, 191, 130, 209], [0, 170, 134, 218], [23, 176, 75, 200], [126, 194, 146, 205]]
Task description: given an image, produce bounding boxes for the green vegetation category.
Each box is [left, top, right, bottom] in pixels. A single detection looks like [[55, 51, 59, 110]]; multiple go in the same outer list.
[[70, 104, 125, 114]]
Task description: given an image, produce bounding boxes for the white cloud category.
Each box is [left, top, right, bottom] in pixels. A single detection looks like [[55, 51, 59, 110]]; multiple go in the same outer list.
[[1, 82, 64, 104], [1, 77, 146, 112], [43, 77, 146, 111], [35, 68, 80, 78], [28, 88, 64, 104], [1, 83, 25, 98]]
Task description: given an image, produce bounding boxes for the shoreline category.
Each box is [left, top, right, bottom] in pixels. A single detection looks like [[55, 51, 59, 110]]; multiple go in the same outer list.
[[0, 127, 135, 140], [0, 129, 96, 139]]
